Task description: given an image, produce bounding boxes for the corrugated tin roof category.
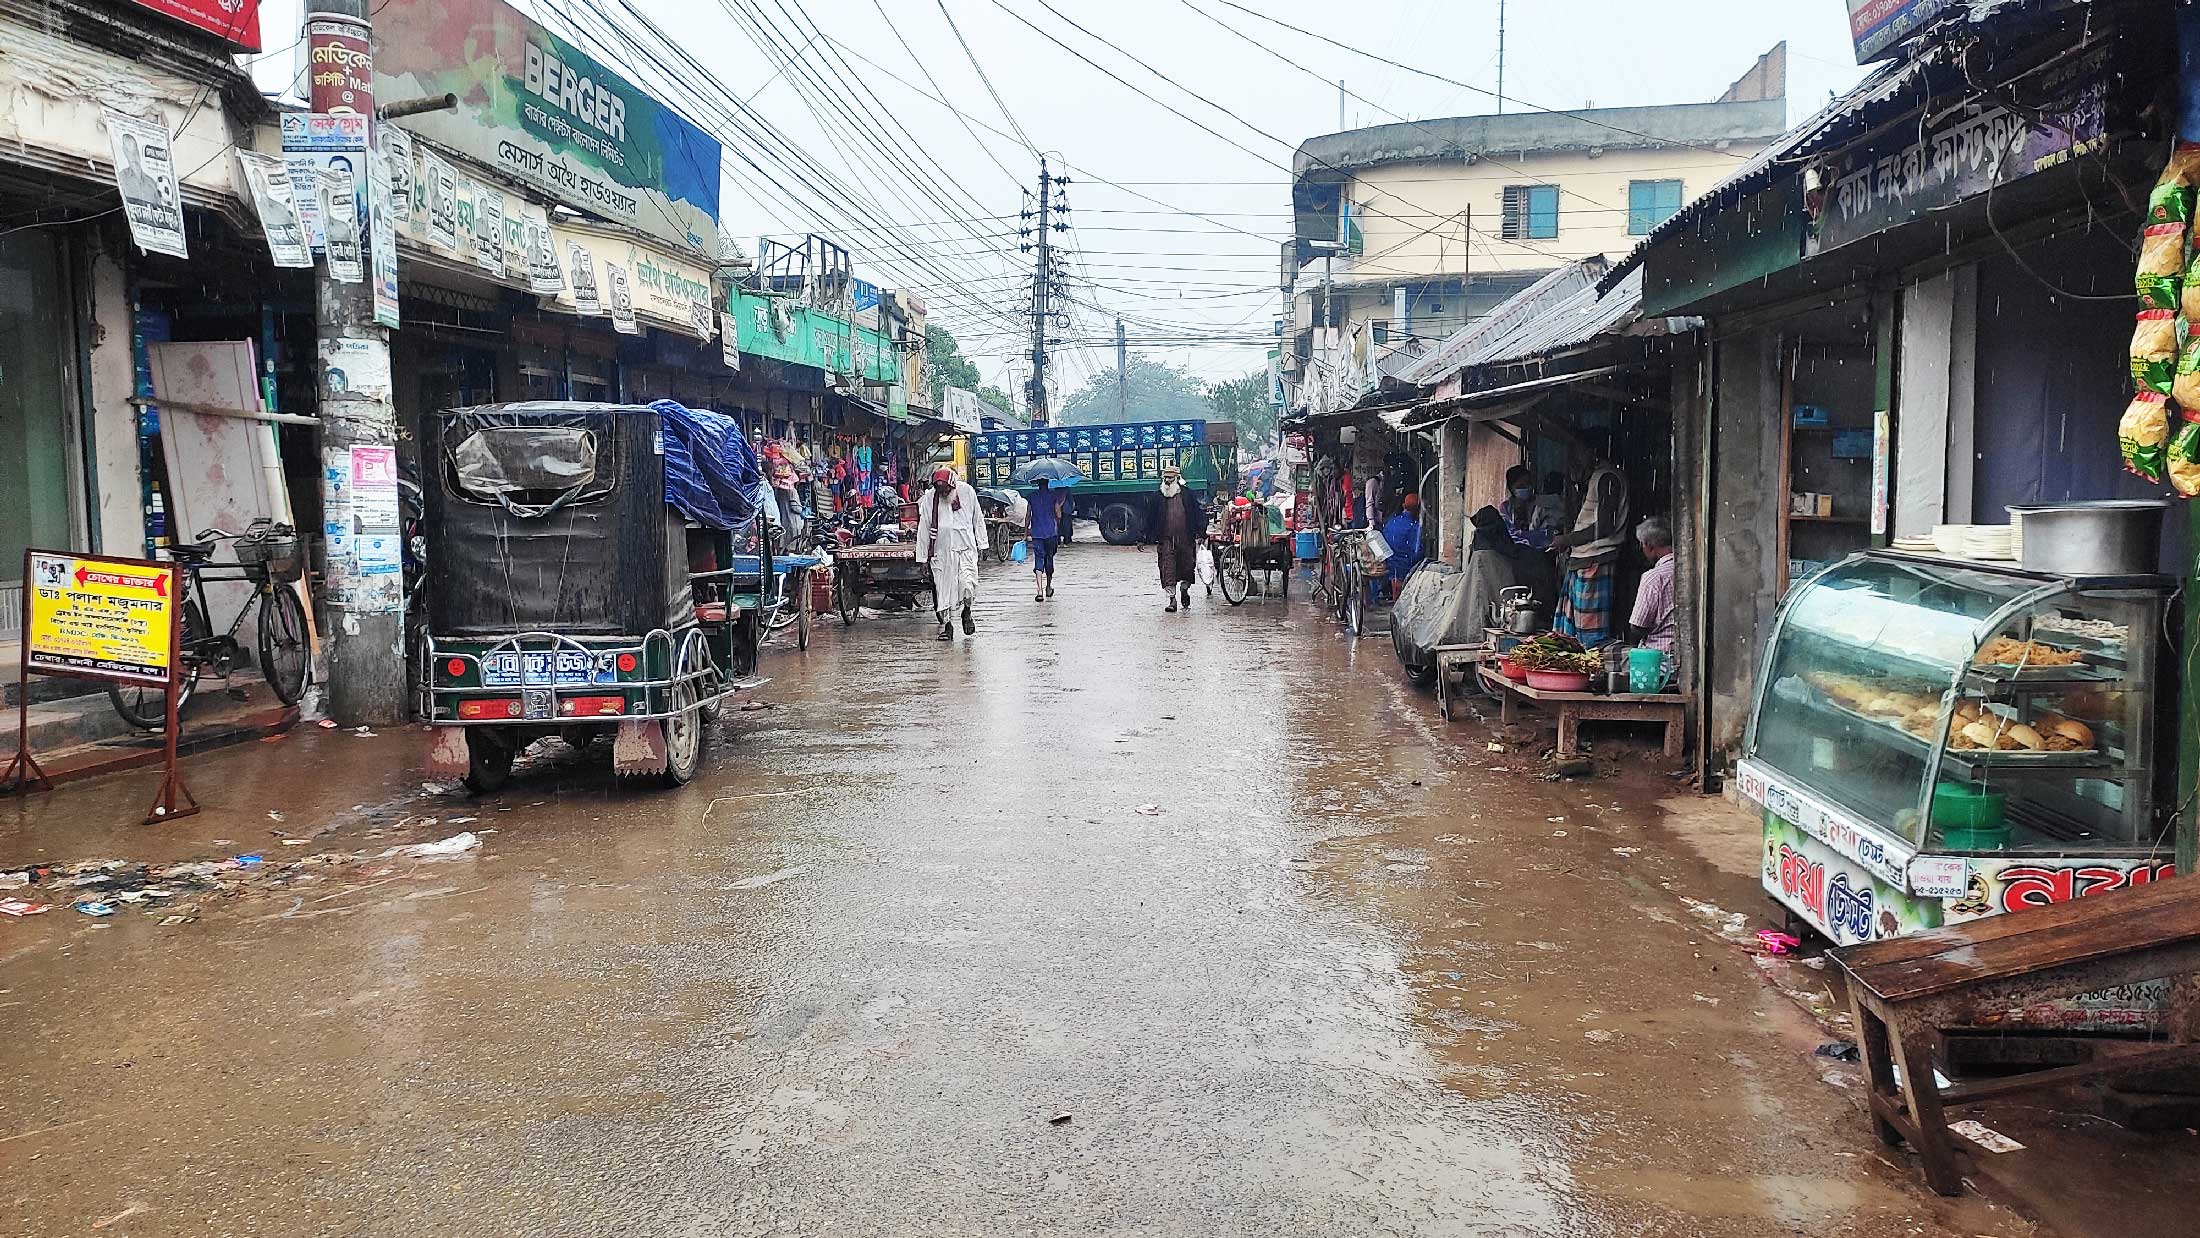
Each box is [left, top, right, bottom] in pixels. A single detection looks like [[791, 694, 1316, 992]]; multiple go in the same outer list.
[[1393, 259, 1666, 390], [1394, 260, 1605, 386]]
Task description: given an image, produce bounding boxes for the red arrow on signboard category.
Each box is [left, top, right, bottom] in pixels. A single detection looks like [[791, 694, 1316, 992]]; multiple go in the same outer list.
[[75, 566, 168, 596]]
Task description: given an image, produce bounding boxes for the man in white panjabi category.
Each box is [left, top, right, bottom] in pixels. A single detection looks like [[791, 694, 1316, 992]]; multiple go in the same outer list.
[[916, 466, 984, 641]]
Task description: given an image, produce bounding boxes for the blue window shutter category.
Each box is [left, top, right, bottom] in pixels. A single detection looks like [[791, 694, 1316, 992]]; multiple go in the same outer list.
[[1528, 186, 1559, 239], [1628, 179, 1683, 235]]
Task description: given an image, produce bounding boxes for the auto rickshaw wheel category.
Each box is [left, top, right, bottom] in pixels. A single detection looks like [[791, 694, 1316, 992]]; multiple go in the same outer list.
[[836, 567, 858, 624], [464, 728, 515, 794], [660, 645, 710, 787]]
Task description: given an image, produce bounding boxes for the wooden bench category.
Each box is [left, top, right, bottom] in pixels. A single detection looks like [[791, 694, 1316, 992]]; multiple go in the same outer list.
[[1832, 877, 2200, 1195], [1475, 664, 1687, 758], [1432, 644, 1489, 721]]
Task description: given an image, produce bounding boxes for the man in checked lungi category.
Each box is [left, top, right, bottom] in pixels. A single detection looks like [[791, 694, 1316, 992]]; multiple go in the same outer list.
[[1549, 457, 1630, 649]]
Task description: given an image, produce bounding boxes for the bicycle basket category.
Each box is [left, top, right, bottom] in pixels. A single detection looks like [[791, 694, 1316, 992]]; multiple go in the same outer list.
[[236, 534, 303, 581]]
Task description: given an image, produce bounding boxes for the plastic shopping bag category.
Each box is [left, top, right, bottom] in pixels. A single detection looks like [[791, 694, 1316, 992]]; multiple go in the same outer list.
[[1011, 539, 1029, 563], [1196, 544, 1218, 587]]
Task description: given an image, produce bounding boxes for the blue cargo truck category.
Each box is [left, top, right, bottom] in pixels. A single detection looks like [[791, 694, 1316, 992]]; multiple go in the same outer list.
[[963, 419, 1238, 545]]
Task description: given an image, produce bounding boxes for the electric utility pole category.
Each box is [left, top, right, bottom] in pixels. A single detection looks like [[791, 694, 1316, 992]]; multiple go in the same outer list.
[[1116, 317, 1128, 419], [309, 0, 403, 724], [1027, 157, 1053, 426]]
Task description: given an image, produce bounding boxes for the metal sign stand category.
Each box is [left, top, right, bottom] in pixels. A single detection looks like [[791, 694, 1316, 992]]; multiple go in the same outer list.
[[144, 593, 198, 824], [0, 547, 198, 822], [1, 551, 53, 794]]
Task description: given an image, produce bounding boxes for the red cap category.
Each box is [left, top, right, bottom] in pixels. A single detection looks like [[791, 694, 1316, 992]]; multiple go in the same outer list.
[[932, 467, 954, 483]]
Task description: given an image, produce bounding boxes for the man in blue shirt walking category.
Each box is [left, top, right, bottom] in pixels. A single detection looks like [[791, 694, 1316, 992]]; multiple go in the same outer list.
[[1028, 478, 1066, 602]]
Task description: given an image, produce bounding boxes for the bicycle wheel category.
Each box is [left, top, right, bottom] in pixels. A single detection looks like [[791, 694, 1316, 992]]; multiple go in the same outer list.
[[836, 567, 858, 624], [107, 602, 207, 729], [1345, 572, 1365, 635], [256, 582, 310, 706], [1219, 546, 1252, 606]]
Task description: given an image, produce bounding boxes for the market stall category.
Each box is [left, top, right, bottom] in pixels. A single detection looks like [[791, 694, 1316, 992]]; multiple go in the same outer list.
[[1738, 550, 2177, 1030]]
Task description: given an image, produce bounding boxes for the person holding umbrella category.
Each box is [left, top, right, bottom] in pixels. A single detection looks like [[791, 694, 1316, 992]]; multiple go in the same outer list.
[[1027, 477, 1067, 602], [1155, 463, 1206, 613]]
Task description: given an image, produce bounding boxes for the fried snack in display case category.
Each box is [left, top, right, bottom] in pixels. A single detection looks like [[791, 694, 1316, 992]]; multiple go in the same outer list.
[[1737, 553, 2176, 977]]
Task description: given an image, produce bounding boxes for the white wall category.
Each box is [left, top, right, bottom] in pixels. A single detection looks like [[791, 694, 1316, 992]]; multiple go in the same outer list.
[[88, 240, 147, 557]]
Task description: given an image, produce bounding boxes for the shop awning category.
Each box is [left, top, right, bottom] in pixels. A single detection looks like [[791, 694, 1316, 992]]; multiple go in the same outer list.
[[1281, 398, 1421, 433], [1396, 365, 1628, 430]]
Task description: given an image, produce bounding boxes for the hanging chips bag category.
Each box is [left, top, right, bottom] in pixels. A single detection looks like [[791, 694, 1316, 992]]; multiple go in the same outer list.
[[2182, 246, 2200, 323], [2159, 142, 2200, 194], [2132, 309, 2180, 393], [2168, 407, 2200, 497], [2140, 223, 2189, 309], [2178, 338, 2200, 409], [2121, 390, 2172, 481]]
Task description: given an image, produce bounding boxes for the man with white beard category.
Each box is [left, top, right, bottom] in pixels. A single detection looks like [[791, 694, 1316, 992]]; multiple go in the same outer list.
[[1153, 463, 1206, 613], [915, 466, 985, 641]]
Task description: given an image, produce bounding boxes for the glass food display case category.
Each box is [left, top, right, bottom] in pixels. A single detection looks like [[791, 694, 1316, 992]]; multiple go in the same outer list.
[[1737, 553, 2177, 1026]]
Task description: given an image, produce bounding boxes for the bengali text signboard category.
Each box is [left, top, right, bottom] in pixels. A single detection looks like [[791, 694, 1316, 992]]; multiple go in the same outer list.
[[24, 552, 175, 684]]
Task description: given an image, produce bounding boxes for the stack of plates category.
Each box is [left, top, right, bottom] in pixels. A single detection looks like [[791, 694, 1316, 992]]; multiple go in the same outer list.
[[1891, 534, 1939, 554], [2005, 508, 2027, 563], [1928, 523, 2018, 560], [1961, 525, 2016, 560]]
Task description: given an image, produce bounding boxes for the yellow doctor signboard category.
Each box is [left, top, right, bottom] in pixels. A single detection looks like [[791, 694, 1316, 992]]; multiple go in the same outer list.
[[24, 552, 176, 684]]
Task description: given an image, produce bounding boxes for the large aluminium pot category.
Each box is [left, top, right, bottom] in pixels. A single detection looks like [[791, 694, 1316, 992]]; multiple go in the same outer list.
[[2009, 500, 2168, 576]]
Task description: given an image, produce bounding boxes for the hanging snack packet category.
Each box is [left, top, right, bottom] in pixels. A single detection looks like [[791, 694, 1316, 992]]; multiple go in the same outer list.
[[2183, 245, 2200, 323], [2159, 142, 2200, 196], [2132, 310, 2179, 393], [2121, 390, 2171, 481], [2140, 223, 2188, 309], [2168, 407, 2200, 497], [2178, 337, 2200, 409]]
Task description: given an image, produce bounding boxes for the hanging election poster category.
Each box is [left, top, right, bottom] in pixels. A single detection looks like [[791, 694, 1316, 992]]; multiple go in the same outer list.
[[104, 111, 188, 259], [236, 151, 312, 268]]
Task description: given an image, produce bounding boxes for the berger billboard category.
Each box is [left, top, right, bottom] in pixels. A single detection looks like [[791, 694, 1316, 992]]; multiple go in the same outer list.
[[374, 0, 721, 257]]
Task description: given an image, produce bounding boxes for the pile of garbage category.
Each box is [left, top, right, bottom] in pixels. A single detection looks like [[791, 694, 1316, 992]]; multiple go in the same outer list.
[[0, 832, 482, 923]]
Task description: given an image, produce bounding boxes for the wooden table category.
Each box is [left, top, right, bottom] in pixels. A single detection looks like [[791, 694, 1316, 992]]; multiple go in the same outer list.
[[1475, 664, 1687, 758], [1433, 644, 1490, 721], [1833, 877, 2200, 1194]]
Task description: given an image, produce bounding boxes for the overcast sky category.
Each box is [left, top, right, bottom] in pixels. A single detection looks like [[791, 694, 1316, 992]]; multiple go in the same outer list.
[[250, 0, 1868, 398]]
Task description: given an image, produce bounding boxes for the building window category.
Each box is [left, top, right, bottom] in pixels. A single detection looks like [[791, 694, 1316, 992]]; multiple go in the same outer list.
[[1501, 184, 1559, 240], [1627, 179, 1684, 235]]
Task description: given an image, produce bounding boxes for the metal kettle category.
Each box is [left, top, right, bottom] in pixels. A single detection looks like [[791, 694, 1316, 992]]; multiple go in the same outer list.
[[1497, 586, 1546, 634]]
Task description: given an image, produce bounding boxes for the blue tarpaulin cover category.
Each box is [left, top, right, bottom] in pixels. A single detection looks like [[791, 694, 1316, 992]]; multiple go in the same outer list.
[[653, 399, 764, 531]]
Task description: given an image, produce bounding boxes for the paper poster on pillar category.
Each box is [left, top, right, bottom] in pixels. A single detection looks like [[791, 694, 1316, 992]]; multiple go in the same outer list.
[[104, 111, 187, 259], [319, 162, 365, 284], [322, 464, 352, 561], [721, 312, 741, 371], [320, 338, 392, 403], [606, 262, 640, 335], [349, 446, 402, 580], [236, 152, 312, 268], [368, 149, 402, 330]]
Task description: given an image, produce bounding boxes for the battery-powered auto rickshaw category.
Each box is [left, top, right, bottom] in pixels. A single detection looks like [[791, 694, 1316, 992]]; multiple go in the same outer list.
[[418, 400, 770, 792]]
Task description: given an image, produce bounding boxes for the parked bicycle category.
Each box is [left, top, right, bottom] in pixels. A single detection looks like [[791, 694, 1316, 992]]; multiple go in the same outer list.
[[108, 520, 311, 729]]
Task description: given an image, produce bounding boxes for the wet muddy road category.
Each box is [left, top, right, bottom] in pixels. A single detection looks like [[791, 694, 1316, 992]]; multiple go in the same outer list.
[[3, 546, 2026, 1236]]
